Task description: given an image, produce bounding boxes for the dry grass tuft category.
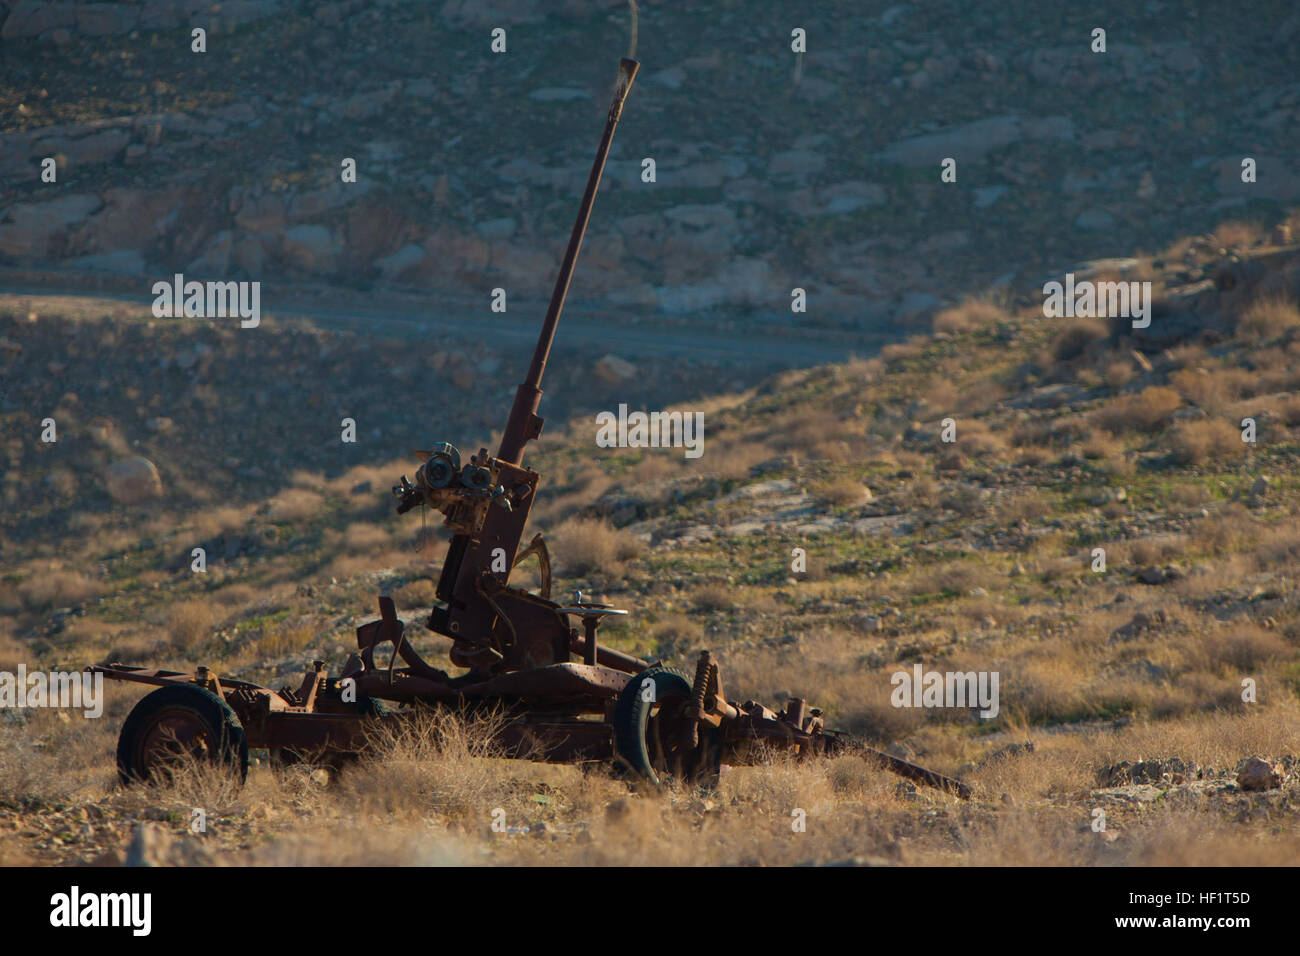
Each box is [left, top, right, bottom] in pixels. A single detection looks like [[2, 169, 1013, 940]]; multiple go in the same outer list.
[[1049, 319, 1108, 363], [17, 569, 104, 611], [266, 488, 325, 523], [1095, 386, 1182, 433], [932, 299, 1008, 335], [549, 517, 644, 578], [166, 600, 217, 652], [809, 475, 870, 508], [1236, 296, 1300, 342], [1167, 419, 1242, 466]]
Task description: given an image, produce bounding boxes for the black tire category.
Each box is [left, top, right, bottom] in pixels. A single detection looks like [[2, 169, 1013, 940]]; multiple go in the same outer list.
[[356, 695, 390, 717], [117, 684, 249, 786], [614, 666, 721, 788]]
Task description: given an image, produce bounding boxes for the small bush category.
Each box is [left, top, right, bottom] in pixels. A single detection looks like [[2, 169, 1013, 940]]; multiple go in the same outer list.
[[810, 476, 870, 508], [1050, 319, 1108, 363], [932, 299, 1007, 335], [1168, 419, 1241, 466], [1169, 366, 1253, 415], [266, 488, 324, 523], [1095, 386, 1182, 433], [1191, 504, 1256, 556], [18, 570, 104, 611], [167, 600, 216, 651], [1236, 297, 1300, 342], [691, 584, 735, 612], [549, 517, 644, 577], [1103, 359, 1135, 390], [343, 522, 392, 552]]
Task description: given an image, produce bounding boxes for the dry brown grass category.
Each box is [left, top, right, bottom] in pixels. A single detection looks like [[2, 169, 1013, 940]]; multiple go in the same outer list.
[[1252, 523, 1300, 571], [266, 488, 325, 523], [1236, 296, 1300, 341], [1049, 319, 1108, 363], [548, 517, 644, 578], [1190, 504, 1256, 556], [1179, 624, 1290, 674], [1212, 220, 1263, 251], [879, 337, 927, 366], [932, 299, 1009, 335], [0, 628, 26, 671], [1095, 386, 1182, 433], [165, 600, 217, 652], [994, 490, 1053, 524], [1168, 366, 1253, 415], [954, 419, 1006, 458], [690, 583, 736, 612], [336, 708, 517, 822], [809, 475, 870, 508], [16, 568, 105, 611], [341, 521, 393, 553], [1103, 358, 1135, 390], [1168, 418, 1242, 466], [393, 578, 436, 609]]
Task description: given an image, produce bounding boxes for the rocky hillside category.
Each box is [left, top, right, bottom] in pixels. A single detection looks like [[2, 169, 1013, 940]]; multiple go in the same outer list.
[[2, 223, 1300, 867], [2, 0, 1299, 337]]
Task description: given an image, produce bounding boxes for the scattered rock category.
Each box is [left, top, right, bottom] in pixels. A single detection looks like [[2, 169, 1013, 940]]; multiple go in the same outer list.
[[1099, 756, 1199, 786], [1248, 475, 1269, 507], [1109, 610, 1167, 642], [850, 613, 883, 633], [1237, 756, 1284, 792], [876, 114, 1072, 168], [125, 824, 168, 867], [105, 457, 163, 505], [1137, 565, 1168, 585], [592, 354, 636, 385], [280, 225, 340, 273]]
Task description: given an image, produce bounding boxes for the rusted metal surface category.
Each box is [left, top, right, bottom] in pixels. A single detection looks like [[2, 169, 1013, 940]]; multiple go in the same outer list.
[[93, 57, 972, 802]]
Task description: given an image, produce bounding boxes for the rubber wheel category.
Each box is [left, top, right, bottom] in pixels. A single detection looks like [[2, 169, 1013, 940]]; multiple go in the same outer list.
[[614, 666, 721, 788], [117, 684, 249, 786]]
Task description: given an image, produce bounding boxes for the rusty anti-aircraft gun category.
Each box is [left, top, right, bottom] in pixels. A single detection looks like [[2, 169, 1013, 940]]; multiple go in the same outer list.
[[92, 59, 970, 800]]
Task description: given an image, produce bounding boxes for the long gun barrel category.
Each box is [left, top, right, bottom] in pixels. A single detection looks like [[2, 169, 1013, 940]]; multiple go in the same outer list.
[[497, 57, 640, 466], [854, 741, 972, 799]]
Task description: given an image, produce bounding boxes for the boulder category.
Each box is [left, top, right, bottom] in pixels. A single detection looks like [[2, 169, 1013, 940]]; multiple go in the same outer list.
[[373, 243, 425, 280], [125, 822, 216, 866], [1237, 756, 1284, 792], [1, 1, 77, 38], [75, 3, 139, 36], [186, 230, 234, 275], [105, 457, 163, 505], [53, 128, 130, 166], [0, 194, 103, 258], [592, 354, 636, 385], [880, 114, 1075, 168], [280, 225, 339, 273], [817, 181, 887, 214], [1248, 475, 1269, 507]]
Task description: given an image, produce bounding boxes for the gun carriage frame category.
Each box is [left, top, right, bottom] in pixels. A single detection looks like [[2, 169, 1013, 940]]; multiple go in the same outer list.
[[93, 59, 971, 802]]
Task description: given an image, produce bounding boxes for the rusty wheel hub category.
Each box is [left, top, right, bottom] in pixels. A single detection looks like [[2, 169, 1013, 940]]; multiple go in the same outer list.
[[134, 706, 216, 779]]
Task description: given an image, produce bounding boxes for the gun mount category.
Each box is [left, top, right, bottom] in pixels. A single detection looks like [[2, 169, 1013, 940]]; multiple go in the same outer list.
[[91, 58, 972, 803]]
